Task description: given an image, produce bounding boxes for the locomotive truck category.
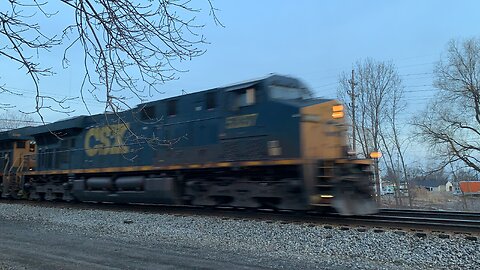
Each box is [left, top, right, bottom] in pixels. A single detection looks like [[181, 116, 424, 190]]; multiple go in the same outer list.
[[0, 75, 377, 215]]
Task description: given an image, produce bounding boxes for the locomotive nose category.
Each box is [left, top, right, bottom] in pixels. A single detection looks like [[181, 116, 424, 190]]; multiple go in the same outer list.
[[300, 100, 346, 160], [300, 100, 377, 216]]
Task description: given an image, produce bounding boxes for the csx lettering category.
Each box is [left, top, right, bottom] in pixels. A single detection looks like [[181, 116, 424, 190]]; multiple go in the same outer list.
[[226, 114, 258, 129], [84, 124, 129, 157]]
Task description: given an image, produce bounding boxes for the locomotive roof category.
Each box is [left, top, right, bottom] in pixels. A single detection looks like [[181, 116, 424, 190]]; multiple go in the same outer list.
[[273, 97, 335, 107], [27, 116, 87, 137], [0, 126, 34, 141], [10, 74, 324, 138], [138, 74, 308, 107], [222, 74, 307, 91]]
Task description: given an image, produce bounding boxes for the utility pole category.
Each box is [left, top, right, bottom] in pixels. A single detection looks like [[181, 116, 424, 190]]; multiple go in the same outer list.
[[347, 69, 357, 153]]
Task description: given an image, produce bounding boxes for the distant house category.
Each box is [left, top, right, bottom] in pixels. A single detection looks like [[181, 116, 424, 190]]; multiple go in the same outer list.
[[414, 179, 453, 192], [445, 181, 454, 192], [381, 185, 395, 195], [380, 180, 410, 196]]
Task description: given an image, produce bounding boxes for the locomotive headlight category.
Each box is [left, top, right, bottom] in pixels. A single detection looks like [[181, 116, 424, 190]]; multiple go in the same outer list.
[[370, 151, 382, 159], [332, 104, 344, 119]]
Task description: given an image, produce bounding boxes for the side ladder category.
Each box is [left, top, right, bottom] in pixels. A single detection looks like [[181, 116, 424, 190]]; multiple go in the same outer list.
[[310, 160, 336, 206]]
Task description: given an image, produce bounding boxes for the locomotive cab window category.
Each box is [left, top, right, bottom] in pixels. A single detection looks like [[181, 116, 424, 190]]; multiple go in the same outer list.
[[140, 105, 156, 120], [233, 88, 256, 108], [205, 92, 216, 109], [269, 85, 311, 100], [167, 100, 177, 116], [16, 141, 26, 149]]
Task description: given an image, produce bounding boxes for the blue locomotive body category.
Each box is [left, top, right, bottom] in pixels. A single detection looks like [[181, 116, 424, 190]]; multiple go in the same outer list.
[[0, 75, 377, 215]]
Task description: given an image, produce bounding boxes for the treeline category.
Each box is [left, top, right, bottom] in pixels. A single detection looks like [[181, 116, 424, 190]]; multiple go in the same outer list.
[[337, 37, 480, 201]]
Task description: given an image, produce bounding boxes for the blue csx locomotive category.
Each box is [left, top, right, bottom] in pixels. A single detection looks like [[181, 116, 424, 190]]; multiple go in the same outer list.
[[0, 75, 376, 215]]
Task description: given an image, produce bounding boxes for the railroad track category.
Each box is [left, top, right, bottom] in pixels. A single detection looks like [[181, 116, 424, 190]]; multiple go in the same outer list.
[[379, 208, 480, 220], [336, 208, 480, 234], [1, 200, 479, 234]]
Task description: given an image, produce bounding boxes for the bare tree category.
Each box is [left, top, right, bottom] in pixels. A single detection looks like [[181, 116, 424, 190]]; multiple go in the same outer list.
[[338, 58, 405, 202], [0, 110, 36, 130], [378, 80, 413, 206], [0, 0, 220, 120], [414, 38, 480, 174]]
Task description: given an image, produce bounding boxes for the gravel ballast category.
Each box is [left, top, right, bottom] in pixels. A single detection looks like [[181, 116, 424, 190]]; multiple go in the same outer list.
[[0, 203, 478, 269]]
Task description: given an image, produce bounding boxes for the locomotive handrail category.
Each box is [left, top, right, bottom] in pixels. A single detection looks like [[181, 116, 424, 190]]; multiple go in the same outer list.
[[2, 153, 10, 188]]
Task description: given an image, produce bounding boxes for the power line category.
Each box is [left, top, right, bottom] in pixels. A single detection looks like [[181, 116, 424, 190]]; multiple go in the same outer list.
[[396, 62, 436, 70], [0, 118, 48, 124], [400, 72, 434, 77]]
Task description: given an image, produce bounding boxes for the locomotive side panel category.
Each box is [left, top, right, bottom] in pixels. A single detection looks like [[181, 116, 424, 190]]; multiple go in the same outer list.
[[220, 82, 302, 162]]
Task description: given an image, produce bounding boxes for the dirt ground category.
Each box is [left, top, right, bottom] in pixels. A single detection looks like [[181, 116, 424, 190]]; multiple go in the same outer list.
[[380, 189, 480, 211]]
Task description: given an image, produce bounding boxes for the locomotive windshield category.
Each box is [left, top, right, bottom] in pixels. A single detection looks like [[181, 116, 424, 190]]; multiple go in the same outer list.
[[269, 85, 312, 100]]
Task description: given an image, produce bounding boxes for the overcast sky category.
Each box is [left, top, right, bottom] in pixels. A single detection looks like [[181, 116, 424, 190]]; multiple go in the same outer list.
[[2, 0, 480, 125]]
